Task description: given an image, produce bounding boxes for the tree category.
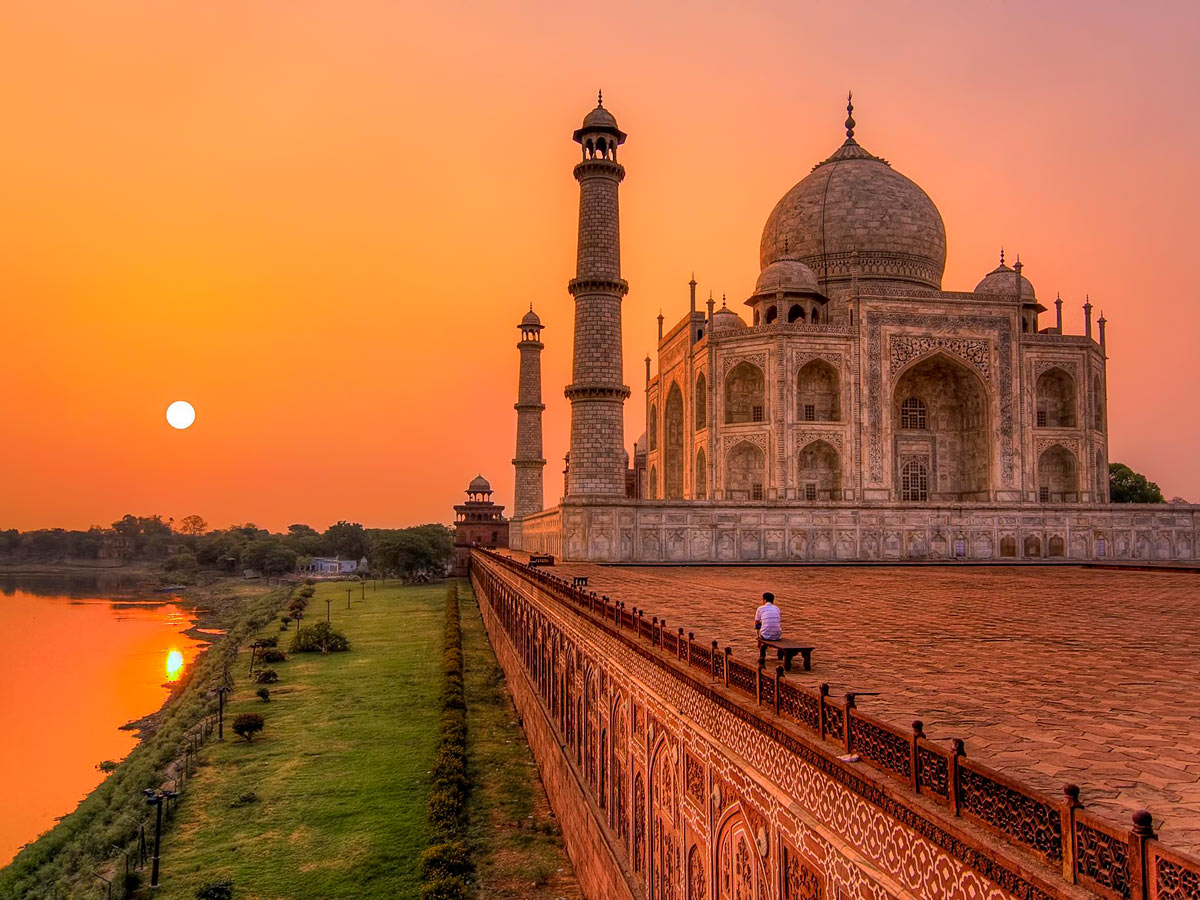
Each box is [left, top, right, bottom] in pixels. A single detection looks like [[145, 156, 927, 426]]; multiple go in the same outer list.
[[1109, 463, 1165, 504], [232, 713, 265, 742], [324, 521, 368, 561], [240, 540, 298, 578], [178, 515, 208, 536]]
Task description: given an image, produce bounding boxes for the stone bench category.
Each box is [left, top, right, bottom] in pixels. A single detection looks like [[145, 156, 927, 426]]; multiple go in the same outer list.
[[756, 623, 814, 672], [528, 554, 555, 567]]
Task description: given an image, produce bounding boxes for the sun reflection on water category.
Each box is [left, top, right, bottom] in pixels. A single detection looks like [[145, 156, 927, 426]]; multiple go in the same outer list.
[[165, 648, 184, 681]]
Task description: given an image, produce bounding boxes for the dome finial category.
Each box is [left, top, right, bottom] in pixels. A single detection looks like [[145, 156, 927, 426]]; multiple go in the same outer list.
[[597, 89, 603, 108], [845, 91, 856, 139], [999, 247, 1005, 266]]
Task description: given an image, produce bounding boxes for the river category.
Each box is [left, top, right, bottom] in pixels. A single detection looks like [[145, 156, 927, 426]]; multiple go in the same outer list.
[[0, 574, 206, 866]]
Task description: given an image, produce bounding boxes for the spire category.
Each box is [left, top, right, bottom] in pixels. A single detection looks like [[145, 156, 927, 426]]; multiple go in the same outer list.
[[597, 89, 603, 108], [999, 247, 1005, 267], [845, 91, 855, 139]]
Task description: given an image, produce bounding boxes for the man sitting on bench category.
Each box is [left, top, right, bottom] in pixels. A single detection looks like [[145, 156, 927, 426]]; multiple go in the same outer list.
[[754, 592, 782, 641], [755, 592, 814, 672]]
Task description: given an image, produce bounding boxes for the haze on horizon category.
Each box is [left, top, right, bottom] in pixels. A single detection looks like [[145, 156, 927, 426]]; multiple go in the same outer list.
[[2, 0, 1198, 532]]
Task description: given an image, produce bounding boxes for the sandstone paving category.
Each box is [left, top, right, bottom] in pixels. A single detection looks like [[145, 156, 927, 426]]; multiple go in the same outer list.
[[508, 559, 1200, 854]]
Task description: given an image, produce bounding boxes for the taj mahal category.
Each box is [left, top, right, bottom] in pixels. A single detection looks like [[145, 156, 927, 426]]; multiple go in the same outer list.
[[498, 94, 1198, 563]]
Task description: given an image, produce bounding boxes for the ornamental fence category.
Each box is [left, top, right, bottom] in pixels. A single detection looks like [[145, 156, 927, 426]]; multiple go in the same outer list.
[[472, 548, 1200, 900]]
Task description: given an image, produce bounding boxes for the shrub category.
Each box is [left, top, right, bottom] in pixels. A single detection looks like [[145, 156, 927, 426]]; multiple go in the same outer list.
[[289, 621, 351, 654], [254, 668, 278, 684], [419, 874, 470, 900], [255, 687, 270, 702], [260, 648, 286, 663], [195, 879, 234, 900], [420, 840, 473, 879], [428, 786, 465, 831], [229, 791, 258, 808], [255, 636, 278, 648], [298, 586, 315, 599], [279, 615, 291, 628], [304, 578, 315, 586], [97, 759, 119, 773], [232, 713, 264, 742]]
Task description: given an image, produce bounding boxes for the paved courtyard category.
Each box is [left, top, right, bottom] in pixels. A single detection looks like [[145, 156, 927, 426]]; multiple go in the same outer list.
[[506, 558, 1200, 853]]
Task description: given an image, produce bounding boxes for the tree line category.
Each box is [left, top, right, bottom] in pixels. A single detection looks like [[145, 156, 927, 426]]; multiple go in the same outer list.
[[0, 516, 455, 583]]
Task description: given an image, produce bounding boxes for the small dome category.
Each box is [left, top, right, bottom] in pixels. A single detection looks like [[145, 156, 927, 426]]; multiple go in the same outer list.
[[583, 104, 618, 130], [467, 474, 492, 493], [521, 307, 542, 328], [974, 257, 1036, 301], [754, 258, 820, 296], [711, 301, 747, 330]]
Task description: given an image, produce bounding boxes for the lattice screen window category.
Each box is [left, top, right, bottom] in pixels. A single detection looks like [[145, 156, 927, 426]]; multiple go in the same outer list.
[[803, 404, 815, 421], [1036, 406, 1048, 427], [751, 483, 764, 500], [804, 483, 817, 501], [900, 397, 926, 430], [752, 405, 764, 422], [900, 459, 928, 501], [1039, 486, 1050, 502]]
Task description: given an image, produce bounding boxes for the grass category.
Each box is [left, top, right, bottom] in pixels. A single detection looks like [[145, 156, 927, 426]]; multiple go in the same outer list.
[[152, 580, 444, 900], [459, 581, 581, 899]]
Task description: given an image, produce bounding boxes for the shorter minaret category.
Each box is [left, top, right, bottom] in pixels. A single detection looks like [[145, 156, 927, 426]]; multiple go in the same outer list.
[[513, 306, 546, 519], [1083, 295, 1094, 340]]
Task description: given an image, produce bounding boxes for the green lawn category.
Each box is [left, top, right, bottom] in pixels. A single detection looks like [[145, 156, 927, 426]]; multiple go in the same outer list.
[[154, 580, 443, 900], [459, 583, 581, 899]]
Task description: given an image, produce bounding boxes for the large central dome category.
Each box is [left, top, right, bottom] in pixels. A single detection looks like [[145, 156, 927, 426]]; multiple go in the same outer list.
[[759, 100, 946, 292]]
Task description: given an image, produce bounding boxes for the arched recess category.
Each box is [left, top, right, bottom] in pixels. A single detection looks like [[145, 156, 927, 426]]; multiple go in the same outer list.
[[650, 741, 679, 900], [696, 373, 708, 428], [1093, 374, 1105, 431], [797, 440, 841, 500], [688, 844, 707, 900], [725, 441, 765, 500], [892, 353, 990, 500], [1038, 444, 1079, 502], [725, 362, 766, 424], [797, 359, 840, 422], [633, 770, 646, 875], [788, 304, 805, 323], [716, 807, 766, 900], [665, 383, 684, 499], [648, 404, 658, 451], [696, 448, 708, 499], [1035, 367, 1077, 428], [1095, 449, 1107, 501], [648, 465, 658, 500], [611, 698, 629, 850]]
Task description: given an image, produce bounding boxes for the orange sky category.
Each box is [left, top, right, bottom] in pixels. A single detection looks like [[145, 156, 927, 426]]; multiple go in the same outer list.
[[2, 1, 1198, 531]]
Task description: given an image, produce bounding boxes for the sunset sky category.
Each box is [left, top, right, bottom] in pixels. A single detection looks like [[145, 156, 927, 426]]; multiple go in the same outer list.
[[2, 0, 1198, 531]]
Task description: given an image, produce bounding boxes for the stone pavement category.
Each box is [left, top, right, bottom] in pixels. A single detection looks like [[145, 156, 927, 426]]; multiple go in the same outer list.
[[509, 558, 1200, 853]]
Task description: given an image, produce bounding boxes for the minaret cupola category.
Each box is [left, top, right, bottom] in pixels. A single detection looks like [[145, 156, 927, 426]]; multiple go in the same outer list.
[[573, 91, 626, 161]]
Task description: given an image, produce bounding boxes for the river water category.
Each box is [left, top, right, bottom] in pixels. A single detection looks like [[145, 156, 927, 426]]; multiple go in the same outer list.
[[0, 575, 205, 866]]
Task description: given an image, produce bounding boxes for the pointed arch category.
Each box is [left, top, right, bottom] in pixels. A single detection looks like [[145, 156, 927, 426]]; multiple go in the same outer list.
[[724, 361, 765, 424], [1037, 443, 1079, 502], [797, 359, 840, 422], [715, 805, 766, 900], [725, 441, 765, 501], [665, 383, 684, 499], [648, 404, 658, 451], [695, 372, 708, 428], [695, 447, 708, 499], [1036, 367, 1077, 428], [797, 439, 841, 501]]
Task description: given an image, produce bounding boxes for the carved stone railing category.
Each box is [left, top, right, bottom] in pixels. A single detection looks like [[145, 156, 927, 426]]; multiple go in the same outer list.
[[470, 548, 1200, 900]]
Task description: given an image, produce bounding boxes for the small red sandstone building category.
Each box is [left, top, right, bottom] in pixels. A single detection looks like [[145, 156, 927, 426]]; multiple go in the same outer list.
[[452, 475, 508, 575]]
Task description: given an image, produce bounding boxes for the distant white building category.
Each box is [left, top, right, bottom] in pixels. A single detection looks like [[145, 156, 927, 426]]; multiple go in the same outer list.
[[307, 557, 365, 575]]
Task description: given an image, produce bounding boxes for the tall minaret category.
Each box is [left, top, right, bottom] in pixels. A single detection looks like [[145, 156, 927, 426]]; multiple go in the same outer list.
[[513, 306, 546, 518], [565, 92, 630, 497]]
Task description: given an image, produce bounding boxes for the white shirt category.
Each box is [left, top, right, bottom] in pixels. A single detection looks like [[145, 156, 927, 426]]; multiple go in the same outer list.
[[755, 603, 782, 640]]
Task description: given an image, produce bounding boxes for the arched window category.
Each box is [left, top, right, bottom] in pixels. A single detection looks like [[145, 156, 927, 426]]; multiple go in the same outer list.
[[1035, 367, 1076, 428], [664, 383, 684, 499], [797, 359, 840, 422], [797, 440, 841, 500], [724, 442, 765, 500], [1024, 534, 1042, 558], [1000, 536, 1018, 558], [788, 304, 804, 323], [724, 362, 766, 424], [1093, 374, 1105, 431], [695, 373, 707, 428], [647, 465, 657, 500], [1038, 444, 1079, 502], [1095, 449, 1107, 501], [648, 405, 658, 451], [900, 397, 927, 430], [695, 448, 707, 498], [900, 458, 929, 502], [765, 305, 777, 324]]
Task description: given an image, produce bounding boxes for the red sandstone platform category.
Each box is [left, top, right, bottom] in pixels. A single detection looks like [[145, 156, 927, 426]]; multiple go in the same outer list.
[[502, 555, 1200, 852]]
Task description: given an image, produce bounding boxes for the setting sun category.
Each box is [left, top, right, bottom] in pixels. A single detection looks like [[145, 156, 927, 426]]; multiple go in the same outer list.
[[165, 649, 184, 681]]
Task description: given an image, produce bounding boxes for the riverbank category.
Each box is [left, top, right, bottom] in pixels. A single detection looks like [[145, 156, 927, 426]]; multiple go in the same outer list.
[[0, 577, 289, 900]]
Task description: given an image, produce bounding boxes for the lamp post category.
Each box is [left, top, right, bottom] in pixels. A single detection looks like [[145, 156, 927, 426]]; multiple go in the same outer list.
[[326, 597, 332, 624], [294, 609, 304, 634], [92, 871, 112, 900], [360, 581, 365, 601], [144, 789, 178, 888], [346, 588, 352, 610], [215, 686, 231, 741]]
